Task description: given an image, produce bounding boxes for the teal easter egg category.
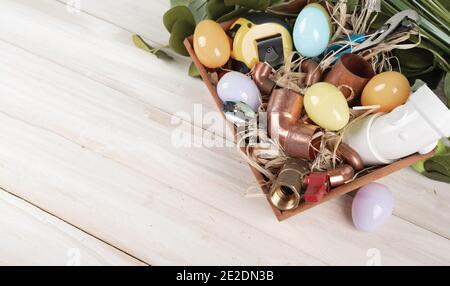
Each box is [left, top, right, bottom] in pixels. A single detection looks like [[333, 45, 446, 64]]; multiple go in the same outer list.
[[293, 3, 332, 57]]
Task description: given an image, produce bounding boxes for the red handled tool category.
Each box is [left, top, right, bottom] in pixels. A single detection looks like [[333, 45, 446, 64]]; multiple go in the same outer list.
[[303, 172, 330, 203]]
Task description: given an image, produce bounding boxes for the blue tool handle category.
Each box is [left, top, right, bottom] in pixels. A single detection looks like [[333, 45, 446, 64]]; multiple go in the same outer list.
[[326, 34, 366, 61]]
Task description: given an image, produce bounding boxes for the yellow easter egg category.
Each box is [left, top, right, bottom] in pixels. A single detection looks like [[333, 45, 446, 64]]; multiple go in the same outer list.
[[361, 71, 410, 112], [304, 82, 350, 131], [193, 20, 231, 69]]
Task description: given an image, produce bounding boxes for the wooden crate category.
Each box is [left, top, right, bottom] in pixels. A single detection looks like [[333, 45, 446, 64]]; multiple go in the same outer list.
[[183, 22, 435, 221]]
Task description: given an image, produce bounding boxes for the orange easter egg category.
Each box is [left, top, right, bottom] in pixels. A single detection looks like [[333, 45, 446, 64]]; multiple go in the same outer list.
[[361, 71, 411, 112], [193, 20, 231, 69]]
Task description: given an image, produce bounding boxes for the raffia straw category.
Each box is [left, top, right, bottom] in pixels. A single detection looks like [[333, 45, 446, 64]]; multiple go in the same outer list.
[[311, 132, 342, 171], [363, 31, 421, 60], [328, 1, 350, 42], [236, 125, 287, 183], [273, 52, 309, 93]]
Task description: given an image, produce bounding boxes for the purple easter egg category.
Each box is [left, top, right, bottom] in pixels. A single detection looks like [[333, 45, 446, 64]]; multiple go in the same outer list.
[[352, 183, 394, 232], [217, 72, 261, 112]]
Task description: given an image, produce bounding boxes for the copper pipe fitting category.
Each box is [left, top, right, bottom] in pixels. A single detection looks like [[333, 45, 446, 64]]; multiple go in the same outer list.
[[253, 62, 276, 95], [336, 143, 365, 171], [269, 158, 310, 211], [325, 54, 375, 100], [301, 59, 322, 87], [327, 164, 355, 187], [267, 89, 319, 160]]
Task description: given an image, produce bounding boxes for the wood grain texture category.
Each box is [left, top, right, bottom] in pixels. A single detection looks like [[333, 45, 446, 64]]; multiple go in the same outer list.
[[0, 0, 448, 265], [0, 28, 449, 266], [47, 0, 450, 236], [0, 190, 143, 265]]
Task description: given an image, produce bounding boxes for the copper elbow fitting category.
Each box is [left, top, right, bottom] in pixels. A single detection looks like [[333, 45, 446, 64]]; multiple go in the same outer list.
[[267, 89, 319, 160], [269, 158, 310, 211], [327, 164, 355, 187], [301, 59, 322, 87], [253, 62, 276, 95], [325, 54, 375, 99], [336, 143, 365, 172]]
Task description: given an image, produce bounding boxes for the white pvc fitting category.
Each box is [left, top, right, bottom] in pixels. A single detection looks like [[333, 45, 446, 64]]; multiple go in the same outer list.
[[344, 85, 450, 166]]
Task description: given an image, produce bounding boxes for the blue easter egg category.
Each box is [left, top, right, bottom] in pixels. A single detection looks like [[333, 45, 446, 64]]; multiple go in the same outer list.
[[293, 3, 332, 57]]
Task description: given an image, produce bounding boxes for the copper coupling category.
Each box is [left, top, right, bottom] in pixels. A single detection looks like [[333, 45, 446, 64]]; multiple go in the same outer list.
[[269, 158, 310, 211], [325, 53, 375, 100]]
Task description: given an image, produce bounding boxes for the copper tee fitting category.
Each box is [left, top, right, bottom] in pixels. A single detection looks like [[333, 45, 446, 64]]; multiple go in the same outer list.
[[269, 158, 310, 211], [267, 89, 319, 160], [253, 62, 276, 95]]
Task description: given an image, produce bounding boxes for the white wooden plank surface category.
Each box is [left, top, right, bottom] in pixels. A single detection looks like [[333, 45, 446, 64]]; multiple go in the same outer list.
[[58, 0, 171, 46], [0, 190, 143, 265], [0, 104, 324, 266], [0, 0, 448, 265], [6, 0, 449, 237], [70, 0, 450, 238]]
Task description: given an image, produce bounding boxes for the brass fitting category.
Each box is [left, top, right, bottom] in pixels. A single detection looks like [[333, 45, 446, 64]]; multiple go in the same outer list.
[[269, 158, 310, 211]]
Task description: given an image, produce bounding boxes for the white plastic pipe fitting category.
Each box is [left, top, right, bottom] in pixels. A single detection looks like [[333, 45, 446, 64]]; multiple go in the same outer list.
[[344, 85, 450, 166]]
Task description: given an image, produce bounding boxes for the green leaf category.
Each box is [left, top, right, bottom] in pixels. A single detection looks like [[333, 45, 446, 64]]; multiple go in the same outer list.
[[347, 0, 360, 12], [269, 0, 285, 6], [370, 13, 389, 29], [422, 171, 450, 183], [445, 73, 450, 107], [404, 68, 444, 90], [188, 0, 208, 23], [163, 6, 196, 33], [169, 0, 207, 23], [382, 0, 450, 56], [171, 0, 190, 7], [169, 20, 195, 56], [224, 0, 271, 10], [267, 0, 311, 16], [410, 0, 450, 35], [424, 153, 450, 177], [188, 61, 201, 78], [412, 140, 447, 174], [394, 48, 435, 71], [132, 34, 173, 60], [416, 39, 450, 73], [436, 0, 450, 11], [216, 7, 249, 22], [207, 0, 235, 20]]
